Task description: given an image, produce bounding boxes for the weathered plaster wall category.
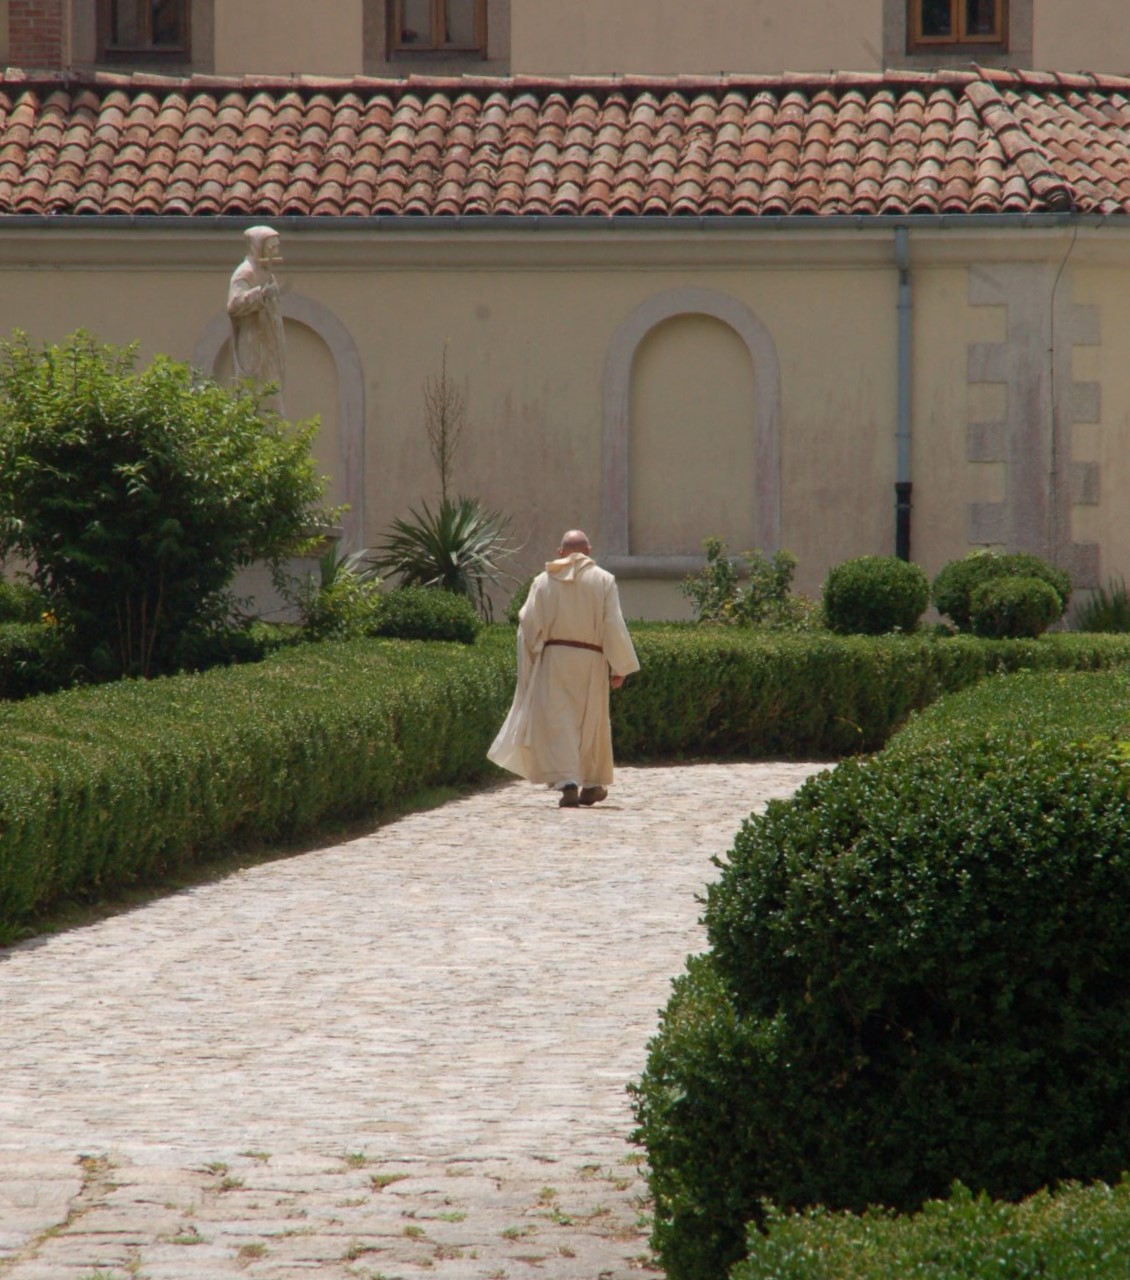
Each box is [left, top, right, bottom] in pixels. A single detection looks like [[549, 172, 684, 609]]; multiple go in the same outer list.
[[0, 223, 1122, 619], [510, 0, 884, 76], [1033, 0, 1130, 74], [214, 0, 363, 76]]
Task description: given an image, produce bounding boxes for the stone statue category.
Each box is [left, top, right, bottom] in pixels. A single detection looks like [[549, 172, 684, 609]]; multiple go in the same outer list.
[[227, 225, 286, 415]]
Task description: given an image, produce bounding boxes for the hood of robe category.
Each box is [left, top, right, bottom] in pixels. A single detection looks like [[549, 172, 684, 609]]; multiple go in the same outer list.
[[545, 551, 594, 582]]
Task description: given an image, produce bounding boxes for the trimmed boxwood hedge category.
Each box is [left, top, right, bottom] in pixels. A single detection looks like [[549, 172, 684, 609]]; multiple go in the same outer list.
[[4, 626, 1130, 938], [732, 1178, 1130, 1280], [633, 666, 1130, 1280], [0, 635, 515, 936], [611, 627, 1130, 759]]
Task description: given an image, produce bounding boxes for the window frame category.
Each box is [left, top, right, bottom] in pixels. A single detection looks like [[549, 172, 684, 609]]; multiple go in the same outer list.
[[908, 0, 1008, 50], [97, 0, 191, 59], [389, 0, 486, 55]]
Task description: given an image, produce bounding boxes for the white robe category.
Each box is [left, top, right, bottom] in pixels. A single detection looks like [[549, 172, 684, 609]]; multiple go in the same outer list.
[[488, 553, 640, 788]]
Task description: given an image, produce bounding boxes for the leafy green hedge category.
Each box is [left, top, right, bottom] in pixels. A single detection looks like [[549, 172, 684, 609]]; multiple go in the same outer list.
[[0, 636, 514, 935], [634, 666, 1130, 1280], [6, 626, 1130, 938], [611, 627, 1130, 759], [732, 1178, 1130, 1280]]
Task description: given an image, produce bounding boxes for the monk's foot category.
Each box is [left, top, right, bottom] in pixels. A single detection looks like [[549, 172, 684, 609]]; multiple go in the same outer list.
[[559, 785, 580, 808], [579, 786, 608, 806]]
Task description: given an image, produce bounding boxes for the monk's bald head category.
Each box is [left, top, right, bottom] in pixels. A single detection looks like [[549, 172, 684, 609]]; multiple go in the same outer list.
[[559, 529, 591, 555]]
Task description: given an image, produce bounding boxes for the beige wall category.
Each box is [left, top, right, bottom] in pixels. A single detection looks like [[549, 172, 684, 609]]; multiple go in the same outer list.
[[4, 0, 1130, 79], [1033, 0, 1130, 74], [0, 223, 1125, 620], [214, 0, 363, 76], [510, 0, 884, 75]]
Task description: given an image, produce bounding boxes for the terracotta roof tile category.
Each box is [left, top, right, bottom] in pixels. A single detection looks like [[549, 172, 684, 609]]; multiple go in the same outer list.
[[0, 68, 1129, 218]]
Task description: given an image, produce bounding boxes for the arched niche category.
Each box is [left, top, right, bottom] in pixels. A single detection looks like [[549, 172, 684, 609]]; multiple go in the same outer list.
[[194, 293, 366, 550], [600, 287, 781, 577]]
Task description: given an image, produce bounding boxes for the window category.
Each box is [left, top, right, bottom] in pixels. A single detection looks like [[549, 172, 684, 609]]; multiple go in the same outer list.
[[910, 0, 1006, 48], [391, 0, 485, 53], [99, 0, 189, 55]]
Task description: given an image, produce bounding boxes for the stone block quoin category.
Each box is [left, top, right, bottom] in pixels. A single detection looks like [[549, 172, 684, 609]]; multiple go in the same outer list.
[[964, 265, 1100, 588], [9, 0, 65, 69]]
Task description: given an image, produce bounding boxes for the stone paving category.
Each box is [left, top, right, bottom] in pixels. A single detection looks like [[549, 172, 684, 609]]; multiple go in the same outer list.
[[0, 761, 826, 1280]]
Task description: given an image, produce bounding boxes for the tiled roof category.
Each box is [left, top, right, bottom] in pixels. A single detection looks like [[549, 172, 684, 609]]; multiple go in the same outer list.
[[1, 66, 1129, 218]]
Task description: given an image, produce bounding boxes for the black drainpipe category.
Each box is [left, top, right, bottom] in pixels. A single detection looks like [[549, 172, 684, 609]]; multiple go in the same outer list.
[[895, 226, 913, 561]]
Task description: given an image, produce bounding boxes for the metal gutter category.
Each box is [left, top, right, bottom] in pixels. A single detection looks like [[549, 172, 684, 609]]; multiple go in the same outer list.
[[0, 212, 1125, 233]]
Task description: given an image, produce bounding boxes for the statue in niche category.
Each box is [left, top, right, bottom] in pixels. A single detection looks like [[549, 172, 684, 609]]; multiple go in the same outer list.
[[227, 225, 286, 415]]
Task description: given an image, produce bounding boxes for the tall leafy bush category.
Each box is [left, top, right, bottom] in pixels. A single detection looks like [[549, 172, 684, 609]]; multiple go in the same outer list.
[[0, 331, 327, 677]]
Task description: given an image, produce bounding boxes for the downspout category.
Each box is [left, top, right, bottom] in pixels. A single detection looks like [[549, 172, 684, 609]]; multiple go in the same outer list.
[[894, 226, 913, 561]]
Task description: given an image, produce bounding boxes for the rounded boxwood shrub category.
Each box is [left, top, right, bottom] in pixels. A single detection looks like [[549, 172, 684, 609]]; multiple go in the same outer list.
[[371, 584, 481, 644], [970, 574, 1063, 639], [933, 551, 1070, 631], [634, 731, 1130, 1280], [822, 555, 929, 635]]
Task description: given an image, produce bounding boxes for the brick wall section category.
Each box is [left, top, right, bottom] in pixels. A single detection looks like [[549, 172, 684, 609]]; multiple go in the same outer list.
[[9, 0, 65, 69]]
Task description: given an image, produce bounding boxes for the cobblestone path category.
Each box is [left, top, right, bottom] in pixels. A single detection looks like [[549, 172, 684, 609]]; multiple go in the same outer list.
[[0, 761, 826, 1280]]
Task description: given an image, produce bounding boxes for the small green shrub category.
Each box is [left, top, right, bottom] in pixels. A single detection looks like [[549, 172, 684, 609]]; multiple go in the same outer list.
[[680, 538, 815, 629], [300, 572, 384, 640], [0, 580, 44, 623], [171, 620, 301, 672], [932, 550, 1071, 631], [1074, 575, 1130, 633], [0, 621, 72, 699], [635, 669, 1130, 1280], [732, 1178, 1130, 1280], [822, 555, 929, 635], [371, 585, 482, 644], [290, 543, 384, 640], [969, 573, 1063, 638], [505, 576, 534, 626]]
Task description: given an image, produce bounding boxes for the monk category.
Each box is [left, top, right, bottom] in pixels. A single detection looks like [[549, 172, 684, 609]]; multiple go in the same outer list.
[[489, 529, 640, 807]]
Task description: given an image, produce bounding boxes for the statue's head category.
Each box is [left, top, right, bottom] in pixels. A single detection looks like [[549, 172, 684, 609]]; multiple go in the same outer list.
[[245, 225, 282, 266]]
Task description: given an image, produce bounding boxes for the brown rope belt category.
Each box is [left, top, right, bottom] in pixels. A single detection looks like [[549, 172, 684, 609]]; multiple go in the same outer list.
[[543, 639, 604, 654]]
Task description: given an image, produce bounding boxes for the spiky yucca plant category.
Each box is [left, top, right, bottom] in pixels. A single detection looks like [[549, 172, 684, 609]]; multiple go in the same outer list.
[[373, 496, 516, 620], [1074, 575, 1130, 632]]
